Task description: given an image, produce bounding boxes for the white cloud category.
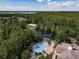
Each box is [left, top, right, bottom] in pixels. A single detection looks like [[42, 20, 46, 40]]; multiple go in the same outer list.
[[36, 0, 45, 2], [36, 0, 52, 3], [47, 1, 79, 8], [36, 0, 79, 9], [47, 0, 51, 2], [0, 0, 79, 11]]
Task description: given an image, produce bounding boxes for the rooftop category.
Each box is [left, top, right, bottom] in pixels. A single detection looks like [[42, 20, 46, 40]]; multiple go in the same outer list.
[[55, 43, 79, 59]]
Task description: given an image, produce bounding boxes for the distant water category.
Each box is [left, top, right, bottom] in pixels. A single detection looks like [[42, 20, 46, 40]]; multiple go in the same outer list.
[[0, 11, 79, 14], [0, 11, 37, 14]]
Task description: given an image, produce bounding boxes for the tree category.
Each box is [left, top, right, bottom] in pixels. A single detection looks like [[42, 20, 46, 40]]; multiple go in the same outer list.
[[76, 36, 79, 45], [21, 50, 31, 59]]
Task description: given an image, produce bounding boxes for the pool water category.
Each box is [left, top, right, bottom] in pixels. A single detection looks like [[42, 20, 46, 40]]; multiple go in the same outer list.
[[33, 43, 46, 53]]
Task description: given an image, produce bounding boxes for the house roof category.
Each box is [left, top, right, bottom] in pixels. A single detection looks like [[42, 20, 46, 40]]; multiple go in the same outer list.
[[57, 50, 75, 59], [56, 43, 79, 59]]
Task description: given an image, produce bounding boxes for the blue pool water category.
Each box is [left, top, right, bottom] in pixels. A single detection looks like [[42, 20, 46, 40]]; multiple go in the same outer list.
[[33, 31, 52, 53], [33, 43, 46, 53]]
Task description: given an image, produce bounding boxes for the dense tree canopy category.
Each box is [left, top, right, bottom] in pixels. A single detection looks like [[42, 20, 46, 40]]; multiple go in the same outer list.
[[0, 13, 79, 59], [0, 17, 40, 59]]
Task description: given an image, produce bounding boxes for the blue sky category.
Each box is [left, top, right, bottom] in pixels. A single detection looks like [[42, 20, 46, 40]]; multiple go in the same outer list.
[[0, 0, 79, 11]]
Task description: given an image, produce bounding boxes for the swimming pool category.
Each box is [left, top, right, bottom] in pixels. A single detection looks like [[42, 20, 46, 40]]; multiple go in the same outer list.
[[33, 42, 46, 53]]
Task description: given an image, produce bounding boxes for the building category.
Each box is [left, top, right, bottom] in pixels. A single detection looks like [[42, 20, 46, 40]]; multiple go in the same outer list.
[[54, 43, 79, 59]]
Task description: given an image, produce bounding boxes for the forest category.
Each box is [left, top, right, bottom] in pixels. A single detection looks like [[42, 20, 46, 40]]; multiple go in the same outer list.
[[0, 12, 79, 59]]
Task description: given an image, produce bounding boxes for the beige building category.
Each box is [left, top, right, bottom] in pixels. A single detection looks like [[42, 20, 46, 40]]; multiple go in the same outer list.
[[43, 40, 55, 56], [54, 43, 79, 59], [42, 41, 79, 59]]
